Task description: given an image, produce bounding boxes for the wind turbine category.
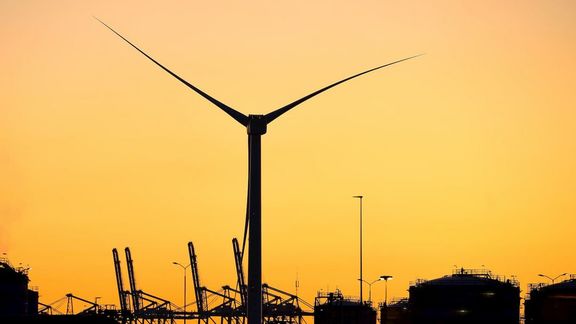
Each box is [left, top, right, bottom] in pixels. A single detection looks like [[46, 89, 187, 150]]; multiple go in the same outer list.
[[97, 18, 420, 324]]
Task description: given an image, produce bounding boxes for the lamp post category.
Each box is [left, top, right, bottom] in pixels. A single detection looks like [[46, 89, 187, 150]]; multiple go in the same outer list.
[[353, 195, 364, 303], [538, 273, 567, 284], [380, 275, 393, 305], [359, 276, 385, 304], [173, 262, 191, 323]]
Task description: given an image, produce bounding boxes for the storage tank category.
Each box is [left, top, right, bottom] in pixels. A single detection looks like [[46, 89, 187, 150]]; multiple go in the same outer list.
[[525, 277, 576, 323], [408, 268, 520, 324], [380, 298, 410, 324], [315, 290, 377, 324]]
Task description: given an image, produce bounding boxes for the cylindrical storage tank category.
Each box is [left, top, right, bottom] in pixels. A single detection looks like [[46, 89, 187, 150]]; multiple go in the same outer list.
[[314, 290, 377, 324], [408, 269, 520, 324], [525, 279, 576, 324]]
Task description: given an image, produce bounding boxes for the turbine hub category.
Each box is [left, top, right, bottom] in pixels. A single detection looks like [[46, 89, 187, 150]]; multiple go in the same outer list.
[[247, 115, 267, 135]]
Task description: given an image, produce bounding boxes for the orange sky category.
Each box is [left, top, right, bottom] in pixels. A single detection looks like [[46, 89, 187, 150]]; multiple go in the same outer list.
[[2, 0, 576, 313]]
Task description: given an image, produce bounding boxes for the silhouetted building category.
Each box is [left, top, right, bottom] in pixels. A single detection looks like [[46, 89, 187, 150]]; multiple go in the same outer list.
[[315, 290, 376, 324], [408, 268, 520, 324], [0, 258, 38, 318], [380, 298, 410, 324], [525, 278, 576, 324]]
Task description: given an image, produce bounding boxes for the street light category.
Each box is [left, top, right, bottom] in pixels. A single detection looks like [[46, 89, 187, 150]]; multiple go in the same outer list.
[[538, 273, 567, 284], [359, 276, 389, 304], [380, 275, 393, 305], [173, 262, 191, 324]]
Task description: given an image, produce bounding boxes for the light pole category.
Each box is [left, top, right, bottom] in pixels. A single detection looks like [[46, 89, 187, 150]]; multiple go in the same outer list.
[[538, 273, 567, 284], [380, 275, 393, 305], [353, 195, 364, 303], [173, 262, 191, 324], [359, 276, 387, 304]]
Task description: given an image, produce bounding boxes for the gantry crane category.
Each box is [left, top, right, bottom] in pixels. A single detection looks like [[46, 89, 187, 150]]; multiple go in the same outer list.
[[188, 241, 242, 323], [125, 247, 142, 314], [113, 248, 131, 321], [118, 247, 175, 324], [65, 293, 99, 315], [107, 243, 311, 324]]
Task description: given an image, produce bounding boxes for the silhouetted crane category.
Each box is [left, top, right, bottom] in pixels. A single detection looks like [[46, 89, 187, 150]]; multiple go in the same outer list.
[[125, 247, 141, 313], [113, 248, 130, 320], [188, 241, 239, 323]]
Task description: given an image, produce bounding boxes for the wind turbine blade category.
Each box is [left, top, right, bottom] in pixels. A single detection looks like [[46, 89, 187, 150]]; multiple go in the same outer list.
[[95, 17, 249, 126], [264, 55, 423, 124]]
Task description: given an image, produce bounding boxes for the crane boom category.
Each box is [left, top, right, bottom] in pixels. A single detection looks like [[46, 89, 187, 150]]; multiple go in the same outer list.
[[112, 248, 129, 313], [125, 247, 141, 311], [65, 293, 98, 314], [188, 241, 205, 314]]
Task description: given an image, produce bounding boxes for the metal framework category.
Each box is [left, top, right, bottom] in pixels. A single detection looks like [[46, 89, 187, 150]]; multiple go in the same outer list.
[[113, 248, 131, 321], [122, 248, 176, 324], [106, 246, 312, 324]]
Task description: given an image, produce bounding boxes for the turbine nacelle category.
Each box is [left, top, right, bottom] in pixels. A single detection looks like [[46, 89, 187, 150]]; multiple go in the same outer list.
[[247, 115, 267, 135]]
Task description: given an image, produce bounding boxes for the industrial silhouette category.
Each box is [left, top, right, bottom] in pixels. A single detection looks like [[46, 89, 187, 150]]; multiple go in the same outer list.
[[525, 277, 576, 323], [4, 254, 576, 323], [0, 257, 37, 318], [315, 290, 376, 324], [406, 268, 520, 324], [6, 16, 573, 324], [95, 17, 419, 324], [111, 244, 312, 323]]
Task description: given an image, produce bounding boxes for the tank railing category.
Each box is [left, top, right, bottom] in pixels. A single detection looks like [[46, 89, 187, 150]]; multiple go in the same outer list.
[[378, 298, 408, 308], [528, 282, 548, 291], [409, 278, 429, 286], [528, 276, 575, 291], [452, 268, 520, 286], [411, 271, 520, 287], [389, 297, 408, 304], [452, 268, 492, 277], [315, 290, 365, 304], [316, 289, 343, 299], [507, 277, 521, 287]]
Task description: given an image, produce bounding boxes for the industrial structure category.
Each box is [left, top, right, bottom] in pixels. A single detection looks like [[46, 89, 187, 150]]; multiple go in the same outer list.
[[408, 268, 520, 324], [0, 240, 312, 323], [314, 290, 376, 324], [8, 251, 576, 324], [110, 242, 312, 323], [1, 257, 119, 322], [0, 257, 38, 319], [112, 247, 176, 323], [380, 298, 409, 324], [525, 276, 576, 323]]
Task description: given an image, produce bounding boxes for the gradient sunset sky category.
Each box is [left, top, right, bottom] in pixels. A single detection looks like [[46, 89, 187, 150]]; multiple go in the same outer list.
[[2, 0, 576, 311]]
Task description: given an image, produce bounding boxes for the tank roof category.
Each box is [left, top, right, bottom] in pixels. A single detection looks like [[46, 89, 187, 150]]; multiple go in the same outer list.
[[531, 279, 576, 293], [412, 268, 519, 288]]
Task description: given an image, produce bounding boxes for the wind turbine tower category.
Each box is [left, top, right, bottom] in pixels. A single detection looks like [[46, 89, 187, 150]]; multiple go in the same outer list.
[[97, 18, 420, 324]]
